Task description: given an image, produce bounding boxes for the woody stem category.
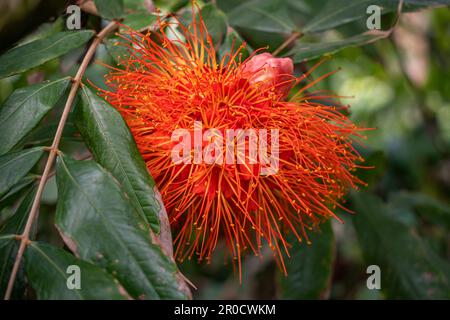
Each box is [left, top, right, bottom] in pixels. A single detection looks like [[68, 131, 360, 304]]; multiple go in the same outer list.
[[4, 20, 119, 300], [273, 31, 302, 57]]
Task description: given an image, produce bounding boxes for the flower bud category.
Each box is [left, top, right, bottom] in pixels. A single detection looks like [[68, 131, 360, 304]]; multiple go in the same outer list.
[[240, 53, 294, 97]]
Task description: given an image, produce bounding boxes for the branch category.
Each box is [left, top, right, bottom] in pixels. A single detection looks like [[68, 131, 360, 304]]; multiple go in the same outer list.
[[272, 31, 302, 57], [4, 20, 119, 300]]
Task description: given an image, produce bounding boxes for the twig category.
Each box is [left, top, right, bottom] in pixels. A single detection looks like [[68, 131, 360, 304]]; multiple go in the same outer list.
[[4, 20, 119, 300], [272, 31, 302, 57]]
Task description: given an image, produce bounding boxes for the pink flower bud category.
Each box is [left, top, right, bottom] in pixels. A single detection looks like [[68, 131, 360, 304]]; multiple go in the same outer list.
[[240, 53, 294, 97]]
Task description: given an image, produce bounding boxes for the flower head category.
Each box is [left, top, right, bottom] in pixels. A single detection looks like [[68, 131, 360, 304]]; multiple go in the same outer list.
[[101, 7, 366, 278]]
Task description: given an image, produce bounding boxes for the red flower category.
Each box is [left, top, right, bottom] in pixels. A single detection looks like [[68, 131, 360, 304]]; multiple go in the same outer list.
[[101, 7, 366, 279]]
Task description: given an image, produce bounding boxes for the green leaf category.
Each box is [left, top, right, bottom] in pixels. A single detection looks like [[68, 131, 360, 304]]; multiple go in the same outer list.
[[0, 31, 94, 78], [302, 0, 393, 33], [95, 0, 124, 19], [389, 191, 450, 229], [279, 221, 335, 299], [302, 0, 450, 34], [123, 12, 157, 30], [121, 0, 157, 30], [54, 155, 189, 299], [0, 175, 37, 205], [219, 0, 450, 37], [351, 191, 450, 299], [124, 0, 149, 11], [0, 78, 71, 155], [216, 0, 294, 50], [219, 0, 297, 34], [25, 242, 129, 300], [0, 186, 36, 299], [199, 3, 228, 46], [105, 38, 130, 65], [287, 30, 390, 62], [75, 86, 160, 232], [0, 147, 43, 198], [152, 0, 188, 12], [18, 17, 65, 46]]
